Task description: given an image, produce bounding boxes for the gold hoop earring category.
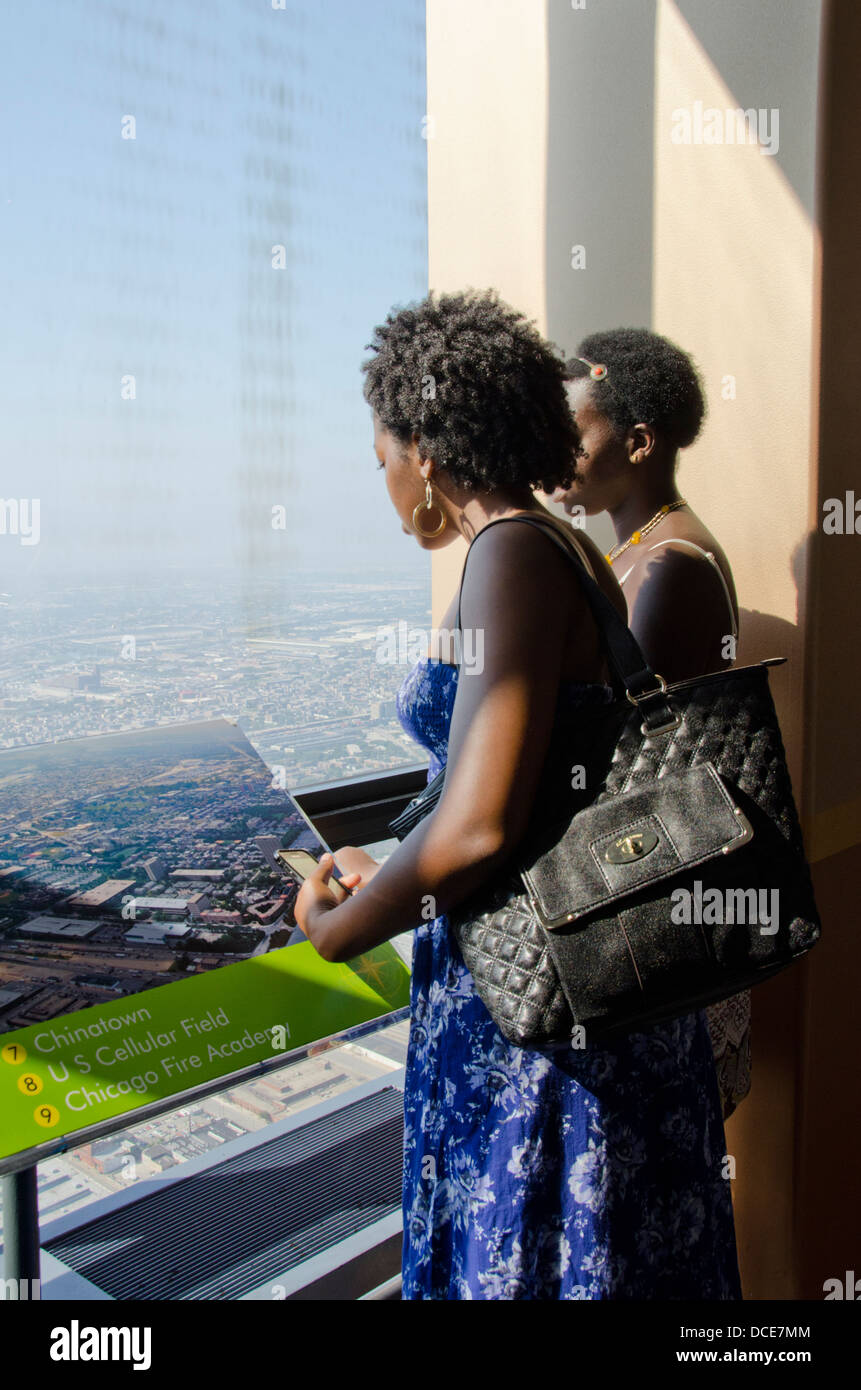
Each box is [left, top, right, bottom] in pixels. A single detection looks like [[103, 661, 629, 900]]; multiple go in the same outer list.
[[412, 479, 446, 537]]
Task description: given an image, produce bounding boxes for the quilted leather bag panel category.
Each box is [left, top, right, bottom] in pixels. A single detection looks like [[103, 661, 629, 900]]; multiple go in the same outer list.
[[389, 514, 821, 1049]]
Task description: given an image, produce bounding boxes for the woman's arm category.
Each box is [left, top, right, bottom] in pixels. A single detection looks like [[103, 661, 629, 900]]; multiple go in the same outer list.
[[295, 522, 575, 962]]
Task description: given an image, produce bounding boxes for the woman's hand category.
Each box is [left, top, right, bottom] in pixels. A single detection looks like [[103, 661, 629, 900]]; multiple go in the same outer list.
[[333, 845, 382, 886], [294, 855, 361, 961]]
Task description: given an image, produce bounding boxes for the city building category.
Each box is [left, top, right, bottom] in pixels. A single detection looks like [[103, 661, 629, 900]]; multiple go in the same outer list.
[[66, 879, 136, 912], [125, 922, 191, 946], [142, 856, 168, 883], [18, 916, 102, 941]]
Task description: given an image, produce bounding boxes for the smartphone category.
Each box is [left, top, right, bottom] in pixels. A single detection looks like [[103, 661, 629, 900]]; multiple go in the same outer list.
[[276, 848, 353, 893]]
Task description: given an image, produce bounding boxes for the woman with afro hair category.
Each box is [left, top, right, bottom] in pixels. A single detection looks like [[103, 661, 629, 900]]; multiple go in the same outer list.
[[295, 291, 741, 1301], [554, 327, 750, 1121]]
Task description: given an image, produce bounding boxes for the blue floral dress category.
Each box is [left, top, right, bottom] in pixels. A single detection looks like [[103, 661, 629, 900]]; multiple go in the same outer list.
[[396, 656, 742, 1301]]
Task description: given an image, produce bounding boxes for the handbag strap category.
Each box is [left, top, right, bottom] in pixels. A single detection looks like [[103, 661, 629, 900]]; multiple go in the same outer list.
[[453, 513, 677, 731]]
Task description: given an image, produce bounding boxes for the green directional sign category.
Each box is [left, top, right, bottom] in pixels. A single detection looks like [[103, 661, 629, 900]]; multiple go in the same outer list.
[[0, 718, 411, 1168], [0, 937, 409, 1165]]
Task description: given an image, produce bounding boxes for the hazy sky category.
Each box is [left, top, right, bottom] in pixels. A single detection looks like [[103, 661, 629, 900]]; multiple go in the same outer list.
[[1, 0, 429, 582]]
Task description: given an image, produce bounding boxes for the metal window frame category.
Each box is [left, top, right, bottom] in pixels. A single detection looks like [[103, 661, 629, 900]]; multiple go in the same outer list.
[[293, 761, 428, 849]]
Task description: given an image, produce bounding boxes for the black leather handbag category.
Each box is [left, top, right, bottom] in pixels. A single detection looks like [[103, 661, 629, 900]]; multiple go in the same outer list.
[[388, 513, 821, 1049]]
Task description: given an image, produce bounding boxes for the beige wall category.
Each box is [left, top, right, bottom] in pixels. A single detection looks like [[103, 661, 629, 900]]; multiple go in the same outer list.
[[426, 0, 549, 622], [651, 0, 820, 1298], [426, 0, 858, 1302], [653, 0, 818, 790]]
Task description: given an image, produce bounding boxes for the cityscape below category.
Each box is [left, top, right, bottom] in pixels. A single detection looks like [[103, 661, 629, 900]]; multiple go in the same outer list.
[[0, 718, 333, 1036], [0, 565, 427, 1239], [0, 566, 430, 785]]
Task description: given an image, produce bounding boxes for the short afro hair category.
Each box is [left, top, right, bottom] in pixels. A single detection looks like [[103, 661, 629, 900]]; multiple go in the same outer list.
[[361, 289, 582, 493], [566, 327, 706, 450]]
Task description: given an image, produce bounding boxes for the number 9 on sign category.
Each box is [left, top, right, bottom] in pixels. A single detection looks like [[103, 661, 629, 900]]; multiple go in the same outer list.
[[34, 1105, 60, 1128]]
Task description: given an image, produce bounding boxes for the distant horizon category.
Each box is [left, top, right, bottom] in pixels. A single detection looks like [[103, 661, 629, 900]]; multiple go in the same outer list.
[[0, 560, 428, 587]]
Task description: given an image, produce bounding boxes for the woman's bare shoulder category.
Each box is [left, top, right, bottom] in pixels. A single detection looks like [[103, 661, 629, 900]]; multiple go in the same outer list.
[[462, 510, 628, 637]]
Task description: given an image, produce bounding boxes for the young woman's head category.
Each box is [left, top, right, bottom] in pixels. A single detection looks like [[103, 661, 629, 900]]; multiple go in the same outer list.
[[554, 328, 706, 516], [362, 289, 581, 547]]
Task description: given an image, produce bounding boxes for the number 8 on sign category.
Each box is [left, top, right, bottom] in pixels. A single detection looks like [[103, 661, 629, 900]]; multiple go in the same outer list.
[[18, 1072, 43, 1096]]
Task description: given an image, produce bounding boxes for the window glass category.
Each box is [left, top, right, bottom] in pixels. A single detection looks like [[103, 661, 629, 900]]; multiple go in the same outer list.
[[0, 0, 427, 1229], [1, 0, 430, 786]]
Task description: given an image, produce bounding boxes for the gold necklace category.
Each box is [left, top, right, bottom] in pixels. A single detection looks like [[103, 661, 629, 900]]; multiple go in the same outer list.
[[606, 499, 688, 565]]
